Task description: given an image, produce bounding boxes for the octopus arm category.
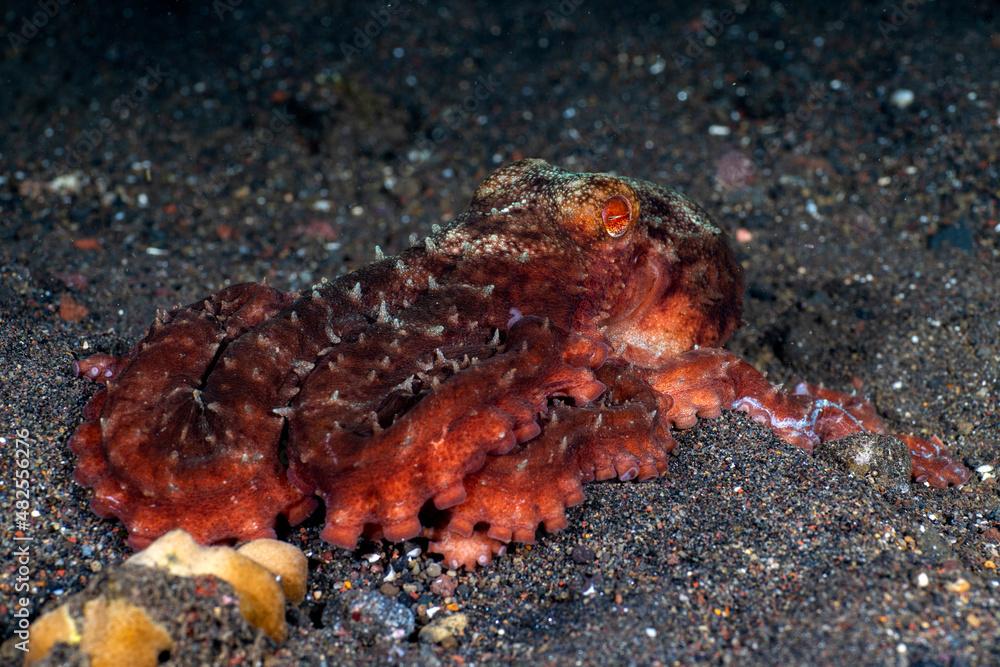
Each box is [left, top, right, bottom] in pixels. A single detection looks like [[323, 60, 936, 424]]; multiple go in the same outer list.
[[73, 353, 123, 384], [287, 278, 505, 452], [428, 365, 675, 569], [70, 284, 321, 548], [793, 381, 971, 488], [645, 349, 971, 488], [424, 529, 508, 570], [290, 316, 609, 550]]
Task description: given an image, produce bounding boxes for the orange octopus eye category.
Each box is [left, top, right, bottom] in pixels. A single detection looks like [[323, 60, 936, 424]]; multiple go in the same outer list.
[[601, 195, 632, 238]]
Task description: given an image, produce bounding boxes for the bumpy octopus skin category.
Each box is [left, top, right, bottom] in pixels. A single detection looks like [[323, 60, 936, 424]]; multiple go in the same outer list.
[[69, 159, 971, 568]]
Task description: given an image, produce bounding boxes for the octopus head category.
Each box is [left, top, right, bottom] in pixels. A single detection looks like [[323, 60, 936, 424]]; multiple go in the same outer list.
[[601, 172, 744, 366], [465, 159, 743, 367]]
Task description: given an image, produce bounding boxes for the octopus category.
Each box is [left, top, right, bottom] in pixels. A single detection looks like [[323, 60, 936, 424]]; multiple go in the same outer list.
[[69, 159, 971, 569]]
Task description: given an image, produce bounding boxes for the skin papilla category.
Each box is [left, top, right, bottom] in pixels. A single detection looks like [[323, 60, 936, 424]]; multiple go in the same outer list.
[[69, 159, 972, 568]]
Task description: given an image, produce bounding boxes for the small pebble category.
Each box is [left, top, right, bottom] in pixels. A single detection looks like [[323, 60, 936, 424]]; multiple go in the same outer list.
[[814, 433, 911, 493], [324, 590, 415, 644], [430, 575, 457, 598], [571, 544, 596, 564], [891, 89, 915, 108], [945, 579, 971, 594], [419, 613, 468, 648]]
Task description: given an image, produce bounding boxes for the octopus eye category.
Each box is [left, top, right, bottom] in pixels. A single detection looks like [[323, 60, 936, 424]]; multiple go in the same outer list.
[[601, 195, 632, 238]]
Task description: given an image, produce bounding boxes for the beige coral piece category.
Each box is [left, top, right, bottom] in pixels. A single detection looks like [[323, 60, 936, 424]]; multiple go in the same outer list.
[[126, 529, 303, 641], [21, 529, 309, 665], [24, 606, 79, 666], [80, 598, 174, 667], [237, 538, 309, 603], [25, 599, 172, 667]]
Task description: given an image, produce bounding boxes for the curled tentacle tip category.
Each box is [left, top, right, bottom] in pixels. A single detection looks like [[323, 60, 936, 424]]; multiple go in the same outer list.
[[382, 517, 422, 543], [514, 420, 542, 443], [571, 379, 607, 405], [544, 515, 568, 532], [433, 484, 468, 510], [618, 466, 639, 481]]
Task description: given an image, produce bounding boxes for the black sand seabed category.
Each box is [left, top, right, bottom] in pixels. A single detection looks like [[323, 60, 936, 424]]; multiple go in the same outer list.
[[1, 1, 998, 665]]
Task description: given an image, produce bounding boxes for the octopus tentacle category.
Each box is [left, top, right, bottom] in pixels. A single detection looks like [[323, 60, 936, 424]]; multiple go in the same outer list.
[[70, 283, 319, 548], [644, 349, 970, 488], [894, 434, 970, 488], [74, 353, 123, 384], [425, 529, 507, 570], [428, 364, 674, 568], [288, 282, 503, 445], [793, 382, 970, 488], [290, 316, 609, 550]]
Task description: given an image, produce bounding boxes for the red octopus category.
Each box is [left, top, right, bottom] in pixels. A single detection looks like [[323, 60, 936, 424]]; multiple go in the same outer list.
[[70, 159, 970, 568]]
